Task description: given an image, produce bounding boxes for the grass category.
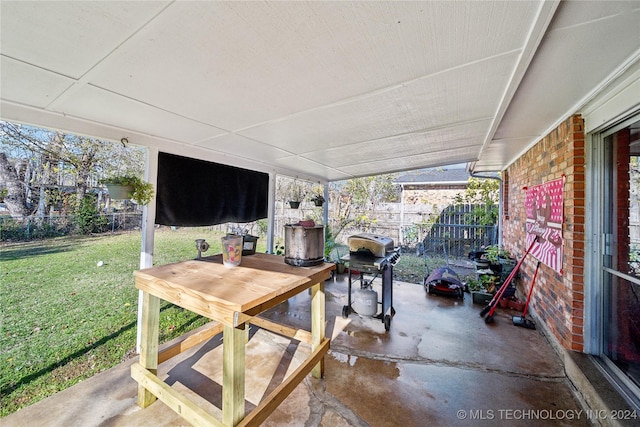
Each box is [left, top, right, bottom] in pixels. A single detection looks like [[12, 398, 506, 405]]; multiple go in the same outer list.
[[393, 251, 475, 285], [0, 227, 265, 416]]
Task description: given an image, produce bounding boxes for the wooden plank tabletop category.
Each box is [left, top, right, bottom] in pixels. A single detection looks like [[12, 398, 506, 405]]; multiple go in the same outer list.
[[134, 253, 334, 319]]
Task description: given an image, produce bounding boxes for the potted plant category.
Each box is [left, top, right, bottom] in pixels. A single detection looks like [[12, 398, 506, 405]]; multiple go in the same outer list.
[[468, 274, 500, 305], [483, 245, 513, 274], [468, 276, 492, 305], [102, 175, 154, 205], [325, 230, 348, 275], [309, 185, 325, 207], [283, 180, 305, 208], [310, 194, 325, 207]]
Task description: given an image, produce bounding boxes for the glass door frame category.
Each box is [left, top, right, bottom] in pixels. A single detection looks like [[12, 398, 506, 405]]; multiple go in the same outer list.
[[585, 110, 640, 409]]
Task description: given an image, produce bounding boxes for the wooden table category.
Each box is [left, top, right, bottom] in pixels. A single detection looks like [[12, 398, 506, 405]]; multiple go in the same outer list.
[[131, 253, 334, 427]]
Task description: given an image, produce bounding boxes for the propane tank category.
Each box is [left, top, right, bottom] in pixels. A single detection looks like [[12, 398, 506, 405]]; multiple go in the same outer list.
[[353, 287, 378, 317]]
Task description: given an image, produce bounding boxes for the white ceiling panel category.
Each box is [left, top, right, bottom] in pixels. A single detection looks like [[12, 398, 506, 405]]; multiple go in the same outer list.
[[239, 53, 516, 153], [303, 120, 491, 167], [0, 57, 74, 108], [477, 138, 537, 171], [1, 1, 638, 181], [87, 1, 537, 132], [52, 85, 225, 144], [0, 1, 170, 79], [339, 148, 479, 178], [196, 133, 292, 162], [272, 155, 351, 182]]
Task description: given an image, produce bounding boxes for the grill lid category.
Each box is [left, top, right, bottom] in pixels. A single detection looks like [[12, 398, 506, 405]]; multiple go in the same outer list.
[[348, 233, 395, 258]]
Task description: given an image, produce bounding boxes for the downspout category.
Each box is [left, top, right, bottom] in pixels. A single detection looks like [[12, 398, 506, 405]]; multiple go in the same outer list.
[[469, 171, 503, 246]]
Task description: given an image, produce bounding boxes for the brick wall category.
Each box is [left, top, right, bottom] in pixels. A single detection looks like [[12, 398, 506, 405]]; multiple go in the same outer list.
[[503, 115, 586, 351]]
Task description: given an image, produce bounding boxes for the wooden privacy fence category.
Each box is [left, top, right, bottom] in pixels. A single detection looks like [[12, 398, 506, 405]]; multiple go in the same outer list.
[[400, 203, 498, 258], [419, 223, 497, 258]]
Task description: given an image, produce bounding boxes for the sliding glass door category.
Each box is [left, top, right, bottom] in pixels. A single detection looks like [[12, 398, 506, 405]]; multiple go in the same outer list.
[[599, 118, 640, 397]]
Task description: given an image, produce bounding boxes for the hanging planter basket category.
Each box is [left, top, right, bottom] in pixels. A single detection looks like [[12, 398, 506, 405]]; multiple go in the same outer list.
[[101, 175, 154, 205], [288, 201, 301, 209], [106, 184, 133, 200]]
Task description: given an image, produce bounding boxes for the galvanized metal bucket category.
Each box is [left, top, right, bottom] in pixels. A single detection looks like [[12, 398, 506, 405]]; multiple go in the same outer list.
[[284, 224, 324, 267]]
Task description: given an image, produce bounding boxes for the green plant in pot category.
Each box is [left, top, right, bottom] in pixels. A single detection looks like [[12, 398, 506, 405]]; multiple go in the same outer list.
[[310, 185, 325, 207], [310, 194, 325, 207], [483, 245, 513, 274], [102, 175, 154, 205], [283, 180, 305, 209]]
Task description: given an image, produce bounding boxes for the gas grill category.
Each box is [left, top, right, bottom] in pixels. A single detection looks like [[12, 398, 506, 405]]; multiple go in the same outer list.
[[341, 233, 399, 331]]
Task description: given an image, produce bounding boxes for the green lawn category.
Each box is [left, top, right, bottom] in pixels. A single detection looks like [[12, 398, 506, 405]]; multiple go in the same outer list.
[[0, 227, 263, 416]]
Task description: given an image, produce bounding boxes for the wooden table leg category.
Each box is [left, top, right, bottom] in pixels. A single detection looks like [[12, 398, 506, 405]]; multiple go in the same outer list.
[[311, 281, 325, 378], [223, 323, 246, 426], [137, 291, 160, 408]]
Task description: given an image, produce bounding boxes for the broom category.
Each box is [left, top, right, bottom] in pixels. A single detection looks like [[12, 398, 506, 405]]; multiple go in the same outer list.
[[512, 261, 541, 329]]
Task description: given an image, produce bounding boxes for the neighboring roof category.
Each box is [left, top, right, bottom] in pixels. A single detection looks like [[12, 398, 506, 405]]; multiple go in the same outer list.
[[1, 2, 638, 181], [395, 169, 470, 185]]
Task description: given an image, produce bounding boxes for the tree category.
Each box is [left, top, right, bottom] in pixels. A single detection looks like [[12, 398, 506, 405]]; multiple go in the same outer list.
[[328, 174, 399, 239], [0, 121, 145, 216], [0, 152, 30, 217], [454, 176, 500, 225]]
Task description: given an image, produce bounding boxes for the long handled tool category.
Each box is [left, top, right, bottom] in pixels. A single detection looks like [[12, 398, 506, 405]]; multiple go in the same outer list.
[[480, 237, 538, 323], [513, 261, 541, 329]]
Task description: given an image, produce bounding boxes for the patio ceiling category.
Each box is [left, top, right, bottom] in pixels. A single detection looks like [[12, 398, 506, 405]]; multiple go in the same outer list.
[[1, 1, 639, 181]]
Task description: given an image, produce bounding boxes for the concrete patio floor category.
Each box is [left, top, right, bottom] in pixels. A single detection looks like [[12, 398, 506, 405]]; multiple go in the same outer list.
[[1, 271, 630, 427]]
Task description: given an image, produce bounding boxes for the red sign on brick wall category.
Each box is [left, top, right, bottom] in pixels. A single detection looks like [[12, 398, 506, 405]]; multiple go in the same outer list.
[[525, 177, 565, 273]]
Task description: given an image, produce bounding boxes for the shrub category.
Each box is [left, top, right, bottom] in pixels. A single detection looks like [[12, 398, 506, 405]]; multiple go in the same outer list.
[[76, 196, 108, 234]]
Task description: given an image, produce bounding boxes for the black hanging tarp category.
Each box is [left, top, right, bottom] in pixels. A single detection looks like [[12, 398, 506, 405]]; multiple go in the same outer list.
[[155, 152, 269, 226]]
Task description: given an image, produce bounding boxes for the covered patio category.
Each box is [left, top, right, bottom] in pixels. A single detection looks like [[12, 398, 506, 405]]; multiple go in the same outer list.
[[2, 1, 639, 425]]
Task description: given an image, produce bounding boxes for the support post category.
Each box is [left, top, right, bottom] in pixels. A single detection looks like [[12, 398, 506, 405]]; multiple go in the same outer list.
[[311, 282, 325, 378], [223, 323, 246, 426]]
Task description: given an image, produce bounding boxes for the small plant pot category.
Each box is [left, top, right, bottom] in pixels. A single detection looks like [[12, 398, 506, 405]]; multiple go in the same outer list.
[[472, 291, 493, 305], [240, 235, 258, 256], [475, 259, 490, 270], [489, 262, 502, 274], [288, 201, 301, 209]]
